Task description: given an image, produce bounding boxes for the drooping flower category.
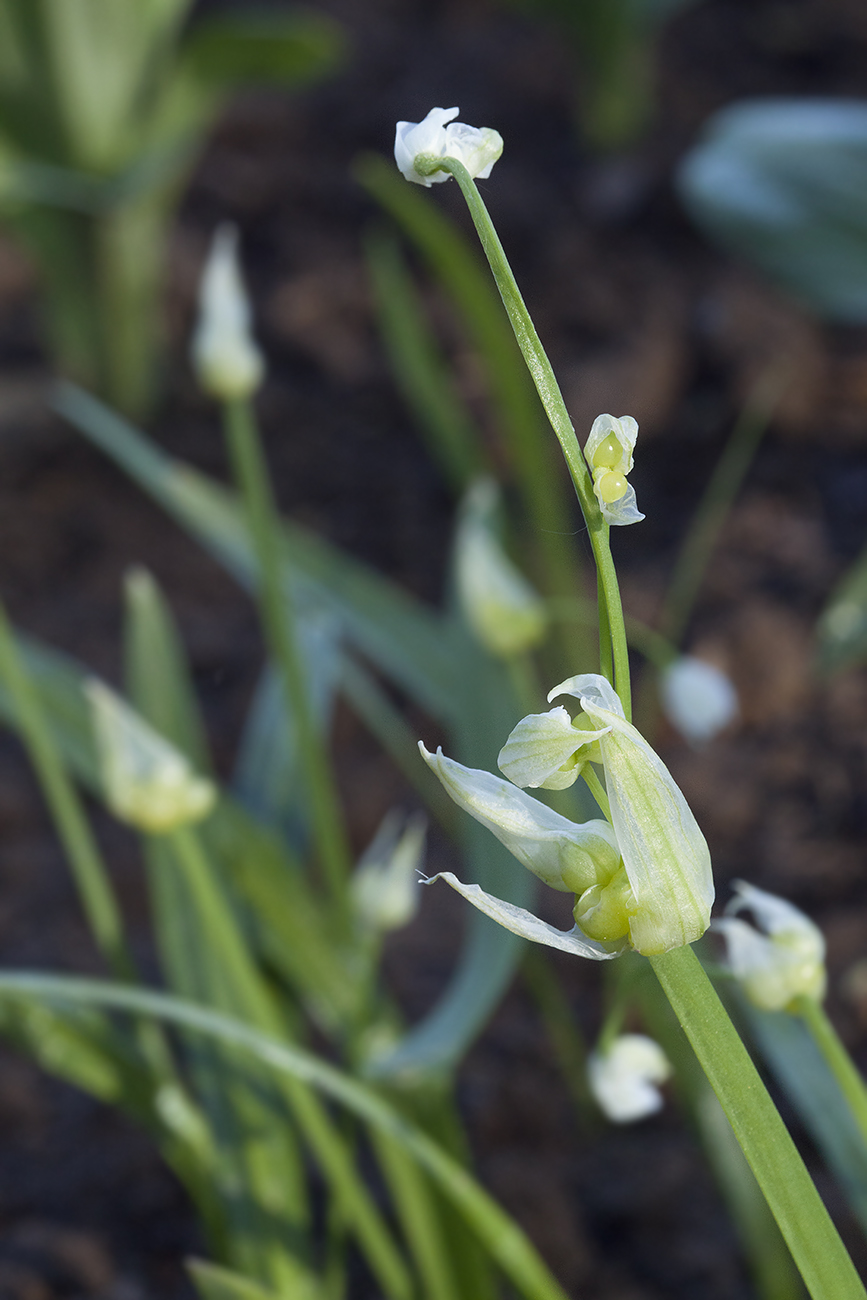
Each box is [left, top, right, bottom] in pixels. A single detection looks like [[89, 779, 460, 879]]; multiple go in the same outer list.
[[87, 679, 216, 834], [191, 224, 264, 402], [588, 1033, 672, 1123], [394, 107, 503, 187], [584, 414, 644, 526], [499, 674, 714, 955], [714, 880, 826, 1011], [660, 656, 739, 747], [419, 672, 713, 959], [454, 478, 547, 657]]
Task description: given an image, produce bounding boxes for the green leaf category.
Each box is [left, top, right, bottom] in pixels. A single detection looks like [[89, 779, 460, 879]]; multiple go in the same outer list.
[[678, 99, 867, 321], [188, 1259, 288, 1300], [815, 546, 867, 676], [0, 974, 571, 1300], [180, 10, 346, 91]]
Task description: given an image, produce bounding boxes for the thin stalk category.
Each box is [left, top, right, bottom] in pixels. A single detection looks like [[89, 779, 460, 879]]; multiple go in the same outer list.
[[0, 602, 133, 979], [581, 765, 611, 820], [658, 373, 778, 646], [222, 397, 351, 904], [651, 945, 866, 1300], [794, 996, 867, 1152], [419, 157, 632, 717]]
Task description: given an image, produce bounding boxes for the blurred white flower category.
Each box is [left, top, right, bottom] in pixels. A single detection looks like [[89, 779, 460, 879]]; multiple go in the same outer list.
[[588, 1034, 672, 1123], [584, 414, 644, 526], [715, 880, 826, 1011], [661, 656, 739, 747], [394, 107, 503, 187], [455, 478, 547, 657], [192, 224, 264, 402], [351, 811, 426, 935], [87, 679, 216, 834]]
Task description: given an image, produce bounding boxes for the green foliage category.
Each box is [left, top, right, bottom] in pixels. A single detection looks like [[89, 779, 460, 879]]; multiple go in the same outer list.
[[678, 99, 867, 321], [0, 0, 344, 414], [816, 545, 867, 676]]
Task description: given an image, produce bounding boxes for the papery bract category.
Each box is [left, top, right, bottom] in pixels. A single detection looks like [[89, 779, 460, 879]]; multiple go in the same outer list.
[[715, 879, 826, 1011], [394, 107, 503, 187], [588, 1033, 672, 1123]]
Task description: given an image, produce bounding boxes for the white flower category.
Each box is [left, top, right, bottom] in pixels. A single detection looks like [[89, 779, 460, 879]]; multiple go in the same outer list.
[[660, 656, 739, 747], [588, 1034, 672, 1123], [714, 880, 826, 1011], [418, 743, 625, 961], [499, 674, 714, 954], [351, 812, 426, 934], [87, 680, 216, 834], [455, 478, 547, 657], [584, 414, 644, 526], [394, 107, 503, 187], [191, 224, 264, 402]]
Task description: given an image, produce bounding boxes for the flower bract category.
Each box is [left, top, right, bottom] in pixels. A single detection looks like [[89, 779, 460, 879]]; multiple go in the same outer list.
[[394, 107, 503, 187]]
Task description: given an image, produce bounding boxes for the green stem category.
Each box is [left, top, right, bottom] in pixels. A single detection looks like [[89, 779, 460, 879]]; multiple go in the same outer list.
[[0, 602, 133, 979], [651, 945, 865, 1300], [420, 156, 632, 718], [222, 397, 351, 904], [795, 995, 867, 1152], [581, 765, 611, 820]]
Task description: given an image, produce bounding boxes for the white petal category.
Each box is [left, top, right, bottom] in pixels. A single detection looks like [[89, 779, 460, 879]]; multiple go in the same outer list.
[[423, 872, 624, 960], [661, 657, 738, 746], [548, 673, 625, 717], [497, 706, 606, 789], [419, 744, 620, 894], [191, 225, 264, 401]]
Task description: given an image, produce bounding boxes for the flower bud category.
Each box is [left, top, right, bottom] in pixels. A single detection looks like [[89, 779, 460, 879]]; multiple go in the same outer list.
[[191, 224, 264, 402], [502, 674, 714, 955], [714, 880, 826, 1011], [584, 414, 644, 526], [588, 1034, 671, 1123], [660, 656, 738, 747], [454, 479, 547, 658], [351, 811, 426, 934], [394, 107, 503, 187], [87, 679, 216, 834]]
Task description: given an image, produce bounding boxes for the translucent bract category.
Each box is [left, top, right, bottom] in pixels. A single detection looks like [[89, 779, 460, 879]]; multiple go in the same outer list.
[[584, 414, 644, 526]]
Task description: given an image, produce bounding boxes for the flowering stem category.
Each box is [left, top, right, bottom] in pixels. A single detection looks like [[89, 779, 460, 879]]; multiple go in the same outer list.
[[420, 156, 632, 719], [651, 944, 866, 1300], [222, 396, 351, 906], [794, 994, 867, 1152], [581, 765, 611, 821]]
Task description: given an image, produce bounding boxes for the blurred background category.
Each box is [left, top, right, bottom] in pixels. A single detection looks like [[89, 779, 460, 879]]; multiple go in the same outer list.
[[1, 0, 867, 1296]]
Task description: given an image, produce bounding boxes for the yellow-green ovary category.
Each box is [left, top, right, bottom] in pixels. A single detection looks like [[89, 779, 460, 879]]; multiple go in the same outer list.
[[596, 471, 628, 503], [592, 434, 622, 469], [574, 865, 634, 942]]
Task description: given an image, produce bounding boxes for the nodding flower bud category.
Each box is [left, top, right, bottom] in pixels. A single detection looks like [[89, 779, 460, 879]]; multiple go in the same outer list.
[[192, 224, 264, 402], [454, 478, 547, 658], [588, 1034, 672, 1123], [661, 655, 739, 747], [584, 414, 644, 526], [714, 880, 826, 1011], [394, 107, 503, 187], [87, 679, 216, 834], [351, 811, 426, 935]]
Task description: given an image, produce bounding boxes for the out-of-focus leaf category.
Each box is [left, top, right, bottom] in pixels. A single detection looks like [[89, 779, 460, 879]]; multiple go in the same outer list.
[[816, 547, 867, 676], [742, 999, 867, 1233], [678, 99, 867, 321], [180, 11, 346, 90], [188, 1259, 286, 1300]]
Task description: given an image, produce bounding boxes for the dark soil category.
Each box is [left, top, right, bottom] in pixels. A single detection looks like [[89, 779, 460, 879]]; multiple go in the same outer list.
[[1, 0, 867, 1296]]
